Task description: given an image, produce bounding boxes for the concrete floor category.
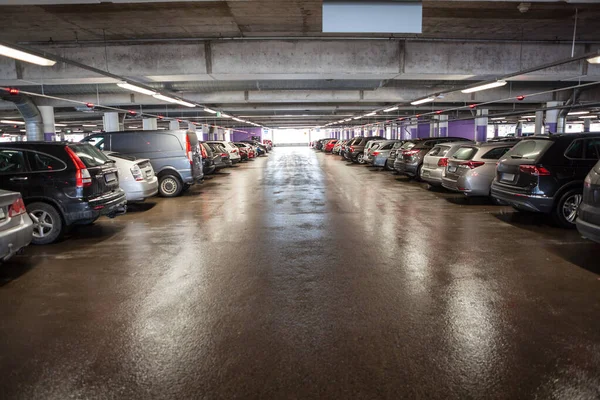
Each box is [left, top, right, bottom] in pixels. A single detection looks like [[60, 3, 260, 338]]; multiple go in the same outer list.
[[1, 147, 600, 399]]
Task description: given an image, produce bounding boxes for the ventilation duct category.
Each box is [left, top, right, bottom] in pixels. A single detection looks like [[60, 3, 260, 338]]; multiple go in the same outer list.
[[323, 0, 422, 33], [0, 92, 44, 141]]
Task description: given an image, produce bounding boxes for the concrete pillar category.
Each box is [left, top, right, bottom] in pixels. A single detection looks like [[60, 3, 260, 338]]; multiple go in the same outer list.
[[169, 120, 180, 130], [584, 118, 591, 133], [439, 115, 448, 137], [143, 118, 158, 131], [410, 118, 418, 139], [494, 124, 499, 138], [516, 122, 523, 137], [430, 116, 439, 137], [103, 112, 120, 132], [545, 101, 562, 134], [475, 109, 488, 142], [535, 110, 544, 136], [187, 122, 197, 132], [38, 106, 55, 142]]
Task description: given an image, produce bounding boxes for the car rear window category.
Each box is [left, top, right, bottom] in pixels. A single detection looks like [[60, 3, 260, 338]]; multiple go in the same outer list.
[[108, 152, 137, 162], [381, 143, 394, 150], [452, 147, 478, 161], [481, 146, 512, 160], [69, 143, 110, 168], [503, 139, 553, 161], [400, 141, 416, 150], [428, 145, 450, 157]]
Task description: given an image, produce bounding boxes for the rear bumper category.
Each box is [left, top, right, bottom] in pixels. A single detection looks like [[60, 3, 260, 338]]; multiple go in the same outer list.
[[576, 216, 600, 244], [125, 178, 159, 202], [395, 161, 418, 176], [421, 167, 443, 185], [443, 175, 492, 196], [0, 214, 33, 262], [64, 189, 127, 225], [490, 184, 554, 213], [373, 156, 387, 167]]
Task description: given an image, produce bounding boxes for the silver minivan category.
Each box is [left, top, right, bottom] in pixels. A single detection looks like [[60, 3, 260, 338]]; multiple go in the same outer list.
[[83, 130, 203, 197]]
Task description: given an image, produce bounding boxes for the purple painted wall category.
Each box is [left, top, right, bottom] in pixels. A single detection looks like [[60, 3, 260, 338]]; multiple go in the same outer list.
[[448, 120, 475, 140], [232, 127, 262, 142], [417, 123, 430, 139]]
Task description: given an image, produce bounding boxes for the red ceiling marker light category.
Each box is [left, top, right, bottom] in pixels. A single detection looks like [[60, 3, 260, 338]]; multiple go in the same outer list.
[[469, 104, 477, 109], [128, 110, 137, 116], [516, 95, 526, 101], [157, 115, 164, 120], [436, 110, 443, 115], [8, 88, 19, 95], [85, 102, 94, 108]]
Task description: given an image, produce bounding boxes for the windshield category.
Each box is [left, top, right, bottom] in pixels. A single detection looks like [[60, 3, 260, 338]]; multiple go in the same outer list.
[[503, 139, 553, 161], [69, 143, 110, 168]]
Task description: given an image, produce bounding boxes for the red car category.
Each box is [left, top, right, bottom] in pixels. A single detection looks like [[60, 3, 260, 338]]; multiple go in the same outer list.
[[324, 139, 338, 153]]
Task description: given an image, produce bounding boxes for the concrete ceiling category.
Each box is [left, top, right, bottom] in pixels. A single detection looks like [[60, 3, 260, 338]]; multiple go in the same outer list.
[[0, 0, 599, 131]]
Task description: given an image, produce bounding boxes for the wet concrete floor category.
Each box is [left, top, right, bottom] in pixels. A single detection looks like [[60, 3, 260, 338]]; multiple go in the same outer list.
[[1, 147, 600, 399]]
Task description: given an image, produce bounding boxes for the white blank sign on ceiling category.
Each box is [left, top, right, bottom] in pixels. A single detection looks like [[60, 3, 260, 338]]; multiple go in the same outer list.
[[323, 0, 423, 34]]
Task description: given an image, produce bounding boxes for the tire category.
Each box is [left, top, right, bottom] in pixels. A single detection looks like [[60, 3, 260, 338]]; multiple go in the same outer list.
[[414, 165, 423, 182], [553, 188, 583, 229], [159, 174, 183, 197], [357, 153, 366, 164], [28, 202, 63, 245]]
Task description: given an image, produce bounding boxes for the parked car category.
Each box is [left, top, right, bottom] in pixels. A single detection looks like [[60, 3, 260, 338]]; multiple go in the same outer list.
[[344, 136, 386, 163], [263, 140, 273, 150], [242, 140, 267, 156], [237, 144, 249, 161], [577, 160, 600, 243], [491, 134, 600, 228], [420, 142, 469, 187], [324, 139, 338, 153], [206, 142, 232, 169], [394, 137, 472, 179], [371, 141, 399, 169], [386, 141, 407, 169], [314, 138, 331, 151], [0, 189, 33, 261], [200, 142, 217, 175], [0, 142, 127, 244], [207, 141, 241, 164], [363, 140, 387, 164], [82, 130, 203, 197], [235, 142, 255, 159], [332, 140, 346, 155], [104, 151, 159, 201], [441, 143, 515, 198]]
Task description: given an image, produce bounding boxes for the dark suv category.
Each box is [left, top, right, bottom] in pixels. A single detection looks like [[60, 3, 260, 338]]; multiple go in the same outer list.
[[491, 134, 600, 228], [577, 160, 600, 242], [0, 142, 127, 244], [393, 137, 473, 179], [343, 136, 386, 163]]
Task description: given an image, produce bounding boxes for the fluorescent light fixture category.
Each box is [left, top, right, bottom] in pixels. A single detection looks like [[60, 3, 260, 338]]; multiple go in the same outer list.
[[490, 117, 505, 121], [117, 81, 156, 96], [587, 56, 600, 64], [579, 115, 597, 119], [152, 93, 179, 104], [568, 111, 589, 115], [521, 115, 536, 118], [19, 129, 26, 132], [221, 114, 231, 118], [518, 119, 529, 122], [176, 99, 196, 108], [91, 130, 102, 133], [410, 97, 435, 106], [82, 124, 98, 127], [365, 112, 377, 117], [0, 44, 56, 66], [461, 80, 507, 94], [54, 123, 67, 127], [204, 108, 217, 114], [353, 116, 362, 120], [1, 120, 25, 125], [569, 121, 585, 124], [384, 106, 399, 113]]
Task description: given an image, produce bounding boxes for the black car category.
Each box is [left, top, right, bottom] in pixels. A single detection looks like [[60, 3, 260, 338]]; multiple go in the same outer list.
[[577, 160, 600, 242], [200, 142, 216, 175], [491, 134, 600, 228], [0, 142, 127, 244], [343, 136, 386, 163]]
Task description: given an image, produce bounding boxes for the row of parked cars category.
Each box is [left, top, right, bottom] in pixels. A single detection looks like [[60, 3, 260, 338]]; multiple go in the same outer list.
[[313, 134, 600, 243], [0, 130, 271, 261]]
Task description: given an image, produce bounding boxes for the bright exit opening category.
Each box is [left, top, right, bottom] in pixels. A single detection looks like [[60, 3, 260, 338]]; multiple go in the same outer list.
[[272, 129, 311, 145]]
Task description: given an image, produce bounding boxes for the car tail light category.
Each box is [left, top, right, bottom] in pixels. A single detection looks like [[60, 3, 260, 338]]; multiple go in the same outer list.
[[200, 144, 208, 159], [8, 197, 26, 217], [185, 135, 193, 165], [350, 146, 355, 152], [372, 151, 380, 156], [131, 164, 145, 181], [519, 165, 551, 176], [437, 158, 448, 167], [459, 161, 485, 169], [65, 146, 92, 188], [232, 149, 238, 153], [584, 174, 592, 188], [221, 153, 228, 158], [403, 149, 420, 156]]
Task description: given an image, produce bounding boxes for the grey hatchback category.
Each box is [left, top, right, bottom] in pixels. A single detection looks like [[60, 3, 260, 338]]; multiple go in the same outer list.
[[83, 130, 204, 197]]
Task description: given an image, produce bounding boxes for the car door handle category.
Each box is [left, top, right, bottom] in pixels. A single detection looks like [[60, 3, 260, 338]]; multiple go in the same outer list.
[[9, 177, 28, 181]]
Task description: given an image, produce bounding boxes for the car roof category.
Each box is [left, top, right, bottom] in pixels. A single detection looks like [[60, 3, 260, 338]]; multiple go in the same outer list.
[[0, 141, 74, 148]]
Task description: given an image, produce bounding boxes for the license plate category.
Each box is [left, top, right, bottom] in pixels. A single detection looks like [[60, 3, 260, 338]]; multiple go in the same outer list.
[[105, 172, 117, 183], [422, 170, 430, 177], [448, 166, 457, 173], [145, 171, 153, 178], [502, 173, 515, 181]]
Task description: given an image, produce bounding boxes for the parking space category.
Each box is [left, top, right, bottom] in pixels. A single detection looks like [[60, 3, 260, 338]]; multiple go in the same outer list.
[[1, 147, 599, 398]]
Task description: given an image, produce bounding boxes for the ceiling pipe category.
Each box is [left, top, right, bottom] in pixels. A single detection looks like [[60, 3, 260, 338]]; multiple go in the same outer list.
[[0, 92, 44, 141], [557, 88, 582, 133]]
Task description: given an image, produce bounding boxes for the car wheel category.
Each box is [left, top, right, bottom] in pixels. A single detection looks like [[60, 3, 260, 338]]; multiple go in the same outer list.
[[553, 188, 583, 229], [28, 202, 63, 245], [159, 175, 183, 197], [357, 153, 366, 164], [414, 165, 423, 182]]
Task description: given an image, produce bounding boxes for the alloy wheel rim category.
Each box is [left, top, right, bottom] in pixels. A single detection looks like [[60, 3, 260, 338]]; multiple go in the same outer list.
[[30, 210, 54, 238], [358, 154, 365, 163], [161, 178, 178, 195], [562, 194, 582, 223]]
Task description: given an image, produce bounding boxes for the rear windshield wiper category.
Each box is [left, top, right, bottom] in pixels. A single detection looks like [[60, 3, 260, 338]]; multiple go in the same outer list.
[[104, 159, 116, 164], [510, 155, 523, 159]]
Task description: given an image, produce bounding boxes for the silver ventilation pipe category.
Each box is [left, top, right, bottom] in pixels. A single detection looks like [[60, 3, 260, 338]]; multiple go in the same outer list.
[[0, 92, 44, 141], [556, 88, 581, 134]]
